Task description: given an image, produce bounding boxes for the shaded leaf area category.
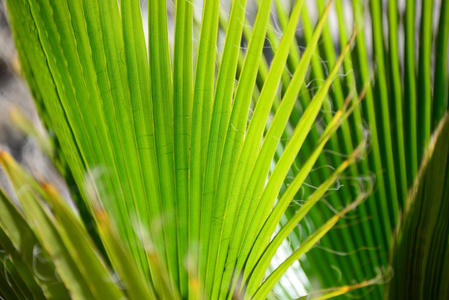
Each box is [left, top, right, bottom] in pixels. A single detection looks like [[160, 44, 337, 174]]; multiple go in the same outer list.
[[249, 0, 448, 298], [387, 115, 449, 300]]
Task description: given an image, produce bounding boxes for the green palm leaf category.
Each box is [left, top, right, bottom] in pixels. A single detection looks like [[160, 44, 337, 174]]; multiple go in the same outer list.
[[387, 115, 449, 299], [1, 0, 448, 299]]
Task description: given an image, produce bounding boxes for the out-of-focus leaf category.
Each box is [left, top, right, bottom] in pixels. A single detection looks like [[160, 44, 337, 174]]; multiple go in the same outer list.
[[0, 185, 70, 299], [0, 152, 125, 300], [387, 114, 449, 299]]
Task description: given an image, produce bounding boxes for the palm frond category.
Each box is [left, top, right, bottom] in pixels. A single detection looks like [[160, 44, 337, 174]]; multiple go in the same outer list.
[[1, 0, 448, 299]]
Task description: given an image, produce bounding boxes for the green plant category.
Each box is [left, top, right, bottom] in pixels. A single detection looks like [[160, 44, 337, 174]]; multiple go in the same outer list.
[[387, 114, 449, 299], [0, 0, 447, 299]]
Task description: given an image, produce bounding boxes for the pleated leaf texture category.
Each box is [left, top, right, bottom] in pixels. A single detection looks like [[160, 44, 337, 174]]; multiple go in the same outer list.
[[1, 0, 448, 299]]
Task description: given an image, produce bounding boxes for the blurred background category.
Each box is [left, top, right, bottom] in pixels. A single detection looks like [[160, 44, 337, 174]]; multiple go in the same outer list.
[[0, 0, 68, 199]]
